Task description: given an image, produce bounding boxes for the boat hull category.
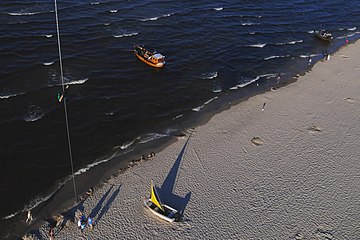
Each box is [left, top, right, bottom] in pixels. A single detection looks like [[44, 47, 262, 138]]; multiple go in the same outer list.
[[314, 31, 333, 42], [135, 53, 164, 68], [144, 198, 178, 222]]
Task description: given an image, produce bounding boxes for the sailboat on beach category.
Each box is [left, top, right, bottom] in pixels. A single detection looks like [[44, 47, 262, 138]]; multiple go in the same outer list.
[[144, 181, 181, 223]]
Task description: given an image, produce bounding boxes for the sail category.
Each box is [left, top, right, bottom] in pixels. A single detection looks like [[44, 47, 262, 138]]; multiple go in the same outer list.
[[150, 182, 164, 211]]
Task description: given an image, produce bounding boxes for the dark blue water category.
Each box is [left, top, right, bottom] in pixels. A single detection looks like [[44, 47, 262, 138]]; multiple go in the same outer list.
[[0, 0, 359, 231]]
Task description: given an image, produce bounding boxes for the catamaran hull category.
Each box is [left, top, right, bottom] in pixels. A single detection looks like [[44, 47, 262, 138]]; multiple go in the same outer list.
[[144, 198, 178, 223]]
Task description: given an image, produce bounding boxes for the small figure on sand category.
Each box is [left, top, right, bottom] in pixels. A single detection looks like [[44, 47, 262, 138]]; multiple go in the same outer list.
[[49, 227, 55, 240], [26, 210, 33, 224], [261, 103, 266, 112], [87, 216, 93, 231], [79, 215, 87, 232]]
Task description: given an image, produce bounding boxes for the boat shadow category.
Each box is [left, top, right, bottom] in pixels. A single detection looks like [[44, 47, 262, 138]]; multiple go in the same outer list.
[[156, 138, 192, 216]]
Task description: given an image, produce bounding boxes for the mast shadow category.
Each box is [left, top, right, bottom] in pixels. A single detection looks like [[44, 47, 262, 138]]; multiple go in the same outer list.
[[95, 184, 121, 225], [157, 138, 192, 216]]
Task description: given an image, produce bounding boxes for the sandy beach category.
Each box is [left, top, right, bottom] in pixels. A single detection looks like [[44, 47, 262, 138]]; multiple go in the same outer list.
[[23, 40, 360, 239]]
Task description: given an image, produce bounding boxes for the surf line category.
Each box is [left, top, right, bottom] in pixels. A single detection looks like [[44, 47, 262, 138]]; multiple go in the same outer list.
[[54, 0, 78, 204]]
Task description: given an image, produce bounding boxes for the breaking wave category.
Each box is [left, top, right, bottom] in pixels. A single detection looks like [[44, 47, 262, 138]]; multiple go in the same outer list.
[[201, 72, 218, 79], [246, 43, 266, 48], [192, 97, 218, 112], [214, 7, 223, 11], [264, 55, 290, 60], [140, 13, 174, 22], [43, 62, 54, 66], [113, 32, 138, 38]]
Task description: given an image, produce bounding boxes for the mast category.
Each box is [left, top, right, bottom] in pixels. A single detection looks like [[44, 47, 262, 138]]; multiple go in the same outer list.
[[53, 0, 78, 204]]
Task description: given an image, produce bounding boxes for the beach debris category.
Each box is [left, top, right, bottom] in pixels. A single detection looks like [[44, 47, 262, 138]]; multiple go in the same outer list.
[[261, 103, 266, 112], [22, 233, 37, 240], [271, 86, 278, 91], [147, 152, 155, 159], [343, 97, 354, 103], [86, 187, 94, 196], [243, 148, 247, 153], [55, 214, 64, 227], [251, 137, 263, 145], [307, 125, 322, 132], [340, 54, 349, 59]]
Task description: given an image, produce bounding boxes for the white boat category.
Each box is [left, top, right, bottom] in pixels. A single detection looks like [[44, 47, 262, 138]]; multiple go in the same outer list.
[[314, 30, 333, 42], [143, 181, 181, 222]]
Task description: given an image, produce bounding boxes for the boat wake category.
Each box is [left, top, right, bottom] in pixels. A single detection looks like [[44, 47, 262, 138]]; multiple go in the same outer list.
[[192, 97, 218, 112]]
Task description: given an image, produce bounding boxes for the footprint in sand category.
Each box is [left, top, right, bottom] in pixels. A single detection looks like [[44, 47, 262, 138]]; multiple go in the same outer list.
[[315, 228, 334, 239], [307, 126, 322, 132], [251, 137, 263, 145], [343, 97, 354, 103]]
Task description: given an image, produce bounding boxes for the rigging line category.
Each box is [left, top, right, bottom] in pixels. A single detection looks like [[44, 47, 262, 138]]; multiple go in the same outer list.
[[54, 0, 78, 203]]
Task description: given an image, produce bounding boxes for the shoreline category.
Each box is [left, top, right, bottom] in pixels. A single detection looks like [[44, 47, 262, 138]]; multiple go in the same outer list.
[[3, 39, 359, 239]]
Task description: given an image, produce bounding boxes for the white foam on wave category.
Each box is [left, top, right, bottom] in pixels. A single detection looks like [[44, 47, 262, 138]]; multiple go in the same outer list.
[[109, 10, 118, 13], [247, 43, 266, 48], [307, 30, 314, 33], [120, 137, 140, 150], [0, 92, 25, 99], [214, 7, 223, 11], [139, 133, 168, 144], [300, 53, 319, 58], [173, 114, 183, 120], [8, 12, 39, 16], [348, 27, 356, 31], [337, 32, 357, 39], [249, 32, 256, 35], [241, 22, 260, 26], [113, 32, 138, 38], [230, 76, 260, 90], [3, 211, 20, 220], [275, 40, 303, 45], [43, 62, 54, 66], [44, 34, 53, 38], [104, 23, 110, 26], [91, 2, 100, 5], [140, 13, 174, 22], [67, 78, 89, 85], [201, 72, 218, 79], [192, 97, 218, 112], [264, 54, 290, 60]]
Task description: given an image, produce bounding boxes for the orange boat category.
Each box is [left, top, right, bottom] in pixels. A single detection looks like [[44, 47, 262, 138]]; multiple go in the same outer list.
[[134, 45, 165, 68]]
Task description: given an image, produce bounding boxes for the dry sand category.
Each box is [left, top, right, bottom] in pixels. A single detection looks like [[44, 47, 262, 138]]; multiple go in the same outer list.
[[30, 41, 360, 239]]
